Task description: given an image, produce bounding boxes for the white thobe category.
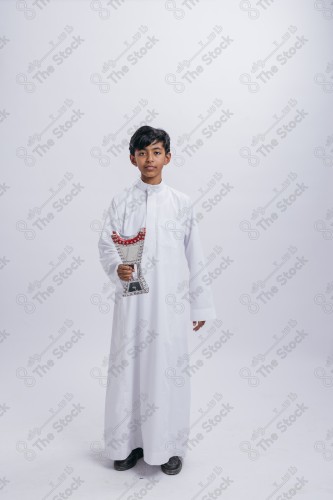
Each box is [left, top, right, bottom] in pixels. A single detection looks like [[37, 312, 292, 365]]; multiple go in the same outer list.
[[98, 176, 217, 465]]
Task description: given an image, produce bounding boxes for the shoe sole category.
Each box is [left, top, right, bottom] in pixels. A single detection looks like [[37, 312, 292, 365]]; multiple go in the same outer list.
[[161, 460, 182, 475], [114, 448, 144, 471]]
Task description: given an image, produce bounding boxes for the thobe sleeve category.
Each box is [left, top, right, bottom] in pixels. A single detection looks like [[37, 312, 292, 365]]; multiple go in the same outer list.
[[98, 197, 123, 285], [184, 200, 217, 321]]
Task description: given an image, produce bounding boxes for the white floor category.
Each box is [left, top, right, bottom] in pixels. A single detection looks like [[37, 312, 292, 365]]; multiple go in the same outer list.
[[2, 348, 333, 500]]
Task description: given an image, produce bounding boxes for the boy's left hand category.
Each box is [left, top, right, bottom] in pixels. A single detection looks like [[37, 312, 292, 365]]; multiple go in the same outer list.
[[193, 321, 205, 331]]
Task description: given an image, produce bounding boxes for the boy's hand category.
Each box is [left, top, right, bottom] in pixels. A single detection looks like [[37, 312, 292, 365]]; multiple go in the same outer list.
[[117, 264, 134, 281], [193, 321, 205, 331]]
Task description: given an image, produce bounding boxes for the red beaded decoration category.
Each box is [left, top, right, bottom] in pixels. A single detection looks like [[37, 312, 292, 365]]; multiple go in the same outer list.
[[111, 228, 146, 245]]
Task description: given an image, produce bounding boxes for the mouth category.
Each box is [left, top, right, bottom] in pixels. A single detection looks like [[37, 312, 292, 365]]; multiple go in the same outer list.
[[144, 166, 156, 170]]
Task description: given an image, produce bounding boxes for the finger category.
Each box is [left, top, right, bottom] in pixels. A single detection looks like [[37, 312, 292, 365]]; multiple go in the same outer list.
[[122, 272, 133, 278], [193, 321, 205, 331]]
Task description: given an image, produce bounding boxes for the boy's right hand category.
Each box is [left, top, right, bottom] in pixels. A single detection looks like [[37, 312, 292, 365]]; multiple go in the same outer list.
[[117, 264, 134, 281]]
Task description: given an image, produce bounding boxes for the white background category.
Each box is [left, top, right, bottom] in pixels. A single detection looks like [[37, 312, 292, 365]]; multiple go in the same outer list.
[[0, 0, 332, 498]]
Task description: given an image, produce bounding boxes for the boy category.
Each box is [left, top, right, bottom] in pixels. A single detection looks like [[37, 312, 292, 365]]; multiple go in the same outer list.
[[98, 125, 216, 475]]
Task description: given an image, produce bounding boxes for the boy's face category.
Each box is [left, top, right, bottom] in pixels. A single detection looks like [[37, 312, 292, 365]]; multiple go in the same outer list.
[[130, 140, 171, 182]]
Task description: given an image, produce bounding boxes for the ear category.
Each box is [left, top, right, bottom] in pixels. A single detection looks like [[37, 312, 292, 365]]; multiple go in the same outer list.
[[164, 152, 172, 165], [129, 155, 137, 166]]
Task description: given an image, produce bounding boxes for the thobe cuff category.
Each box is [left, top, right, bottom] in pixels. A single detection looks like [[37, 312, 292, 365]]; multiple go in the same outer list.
[[190, 306, 217, 321], [108, 259, 123, 285]]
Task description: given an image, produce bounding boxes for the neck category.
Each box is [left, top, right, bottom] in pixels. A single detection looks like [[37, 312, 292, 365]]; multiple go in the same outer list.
[[140, 174, 162, 185]]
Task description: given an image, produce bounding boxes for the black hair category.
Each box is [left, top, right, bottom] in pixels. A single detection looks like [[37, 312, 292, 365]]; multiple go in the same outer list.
[[129, 125, 170, 156]]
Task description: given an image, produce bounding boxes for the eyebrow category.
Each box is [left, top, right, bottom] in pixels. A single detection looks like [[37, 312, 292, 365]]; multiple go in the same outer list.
[[139, 146, 162, 151]]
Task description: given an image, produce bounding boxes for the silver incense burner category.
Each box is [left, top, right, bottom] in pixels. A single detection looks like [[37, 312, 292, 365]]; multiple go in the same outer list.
[[111, 227, 149, 297]]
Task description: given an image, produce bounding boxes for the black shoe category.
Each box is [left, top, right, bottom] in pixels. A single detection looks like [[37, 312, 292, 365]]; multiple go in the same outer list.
[[161, 456, 182, 475], [114, 447, 143, 471]]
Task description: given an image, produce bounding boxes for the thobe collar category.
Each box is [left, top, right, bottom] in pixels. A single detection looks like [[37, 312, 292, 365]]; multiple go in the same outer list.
[[135, 176, 165, 193]]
